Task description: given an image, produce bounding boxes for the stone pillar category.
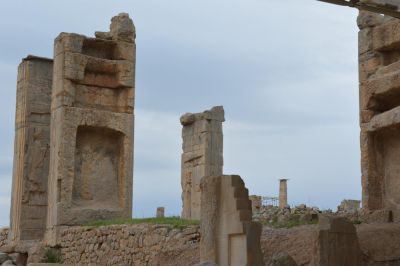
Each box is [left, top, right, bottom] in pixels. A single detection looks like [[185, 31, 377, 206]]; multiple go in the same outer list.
[[156, 207, 165, 218], [200, 175, 265, 266], [9, 56, 53, 243], [279, 179, 288, 209], [180, 106, 224, 220], [358, 12, 400, 210], [46, 13, 135, 245]]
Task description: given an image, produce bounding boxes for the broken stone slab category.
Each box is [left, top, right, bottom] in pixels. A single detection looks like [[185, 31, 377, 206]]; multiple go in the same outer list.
[[315, 216, 363, 266]]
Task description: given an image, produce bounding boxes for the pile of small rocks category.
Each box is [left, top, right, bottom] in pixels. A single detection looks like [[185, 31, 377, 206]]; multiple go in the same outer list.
[[0, 252, 26, 266], [253, 204, 329, 226]]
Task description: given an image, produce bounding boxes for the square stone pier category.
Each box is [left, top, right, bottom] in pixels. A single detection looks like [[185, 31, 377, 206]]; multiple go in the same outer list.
[[45, 13, 136, 244]]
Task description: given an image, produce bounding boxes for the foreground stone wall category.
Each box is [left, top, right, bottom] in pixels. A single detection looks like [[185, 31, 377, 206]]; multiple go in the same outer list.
[[58, 224, 200, 266], [1, 222, 400, 265]]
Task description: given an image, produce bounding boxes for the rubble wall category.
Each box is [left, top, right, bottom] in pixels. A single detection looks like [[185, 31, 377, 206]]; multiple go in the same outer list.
[[58, 224, 200, 266]]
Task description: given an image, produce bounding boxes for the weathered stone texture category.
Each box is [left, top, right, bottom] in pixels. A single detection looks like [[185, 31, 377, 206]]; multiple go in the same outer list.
[[278, 179, 288, 209], [46, 13, 135, 245], [0, 228, 9, 248], [156, 207, 165, 218], [316, 216, 363, 266], [358, 11, 400, 211], [10, 56, 53, 243], [250, 195, 262, 213], [200, 175, 265, 266], [262, 217, 363, 266], [337, 199, 361, 212], [180, 106, 224, 220], [58, 224, 200, 266]]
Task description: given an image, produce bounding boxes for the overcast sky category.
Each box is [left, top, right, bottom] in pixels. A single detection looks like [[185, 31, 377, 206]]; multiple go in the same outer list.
[[0, 0, 360, 226]]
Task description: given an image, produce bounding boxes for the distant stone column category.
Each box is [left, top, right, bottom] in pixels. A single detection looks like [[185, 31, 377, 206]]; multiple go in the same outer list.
[[279, 179, 288, 209], [180, 106, 224, 220], [156, 207, 165, 218]]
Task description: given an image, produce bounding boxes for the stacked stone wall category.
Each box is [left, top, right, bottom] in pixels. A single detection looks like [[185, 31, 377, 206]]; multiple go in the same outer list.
[[58, 224, 200, 266]]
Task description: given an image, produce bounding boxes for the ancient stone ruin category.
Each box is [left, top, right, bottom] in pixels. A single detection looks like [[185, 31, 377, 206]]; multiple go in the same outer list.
[[5, 5, 400, 266], [358, 11, 400, 211], [278, 179, 288, 209], [200, 175, 265, 266], [46, 13, 135, 245], [8, 13, 136, 248], [180, 106, 224, 220], [9, 56, 53, 243]]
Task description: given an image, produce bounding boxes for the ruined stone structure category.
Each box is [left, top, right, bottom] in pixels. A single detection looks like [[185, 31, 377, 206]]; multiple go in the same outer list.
[[278, 179, 288, 209], [337, 199, 361, 212], [180, 106, 224, 220], [9, 56, 53, 243], [200, 175, 265, 266], [156, 207, 165, 218], [249, 195, 262, 213], [358, 12, 400, 210], [45, 13, 135, 244]]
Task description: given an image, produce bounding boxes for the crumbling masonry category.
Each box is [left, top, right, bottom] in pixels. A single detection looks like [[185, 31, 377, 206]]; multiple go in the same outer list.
[[180, 106, 224, 220], [8, 13, 136, 246], [358, 11, 400, 210], [9, 56, 53, 243]]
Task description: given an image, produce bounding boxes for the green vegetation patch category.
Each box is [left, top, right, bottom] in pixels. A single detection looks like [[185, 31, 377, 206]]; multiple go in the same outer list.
[[85, 216, 199, 229], [42, 248, 63, 263]]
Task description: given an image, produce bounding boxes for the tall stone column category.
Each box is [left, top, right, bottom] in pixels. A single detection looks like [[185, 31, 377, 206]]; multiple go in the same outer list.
[[180, 106, 224, 220], [46, 13, 136, 245], [9, 56, 53, 243], [279, 179, 288, 209]]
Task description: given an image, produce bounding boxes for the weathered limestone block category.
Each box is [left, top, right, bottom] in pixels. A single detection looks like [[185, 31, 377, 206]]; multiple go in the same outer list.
[[358, 11, 400, 211], [10, 56, 53, 243], [200, 175, 265, 266], [46, 14, 135, 245], [314, 216, 363, 266], [181, 106, 224, 220]]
